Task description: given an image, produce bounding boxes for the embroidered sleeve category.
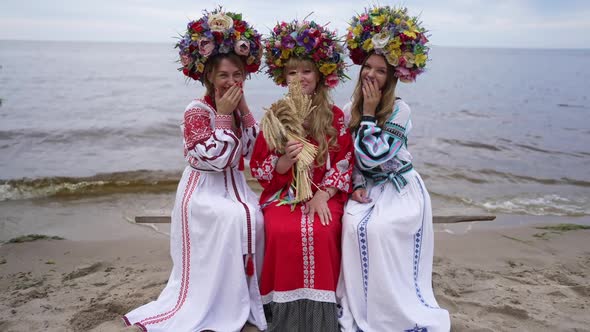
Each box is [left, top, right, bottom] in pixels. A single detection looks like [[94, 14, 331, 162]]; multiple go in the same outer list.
[[183, 107, 212, 151], [240, 112, 258, 159], [319, 107, 354, 194], [250, 131, 294, 193], [183, 105, 241, 171], [354, 102, 410, 170]]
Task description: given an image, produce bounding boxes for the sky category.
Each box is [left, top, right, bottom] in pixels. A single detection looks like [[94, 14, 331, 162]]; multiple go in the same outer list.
[[1, 0, 589, 49]]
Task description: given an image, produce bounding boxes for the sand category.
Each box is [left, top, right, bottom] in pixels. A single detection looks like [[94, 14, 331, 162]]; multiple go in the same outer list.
[[0, 224, 589, 332]]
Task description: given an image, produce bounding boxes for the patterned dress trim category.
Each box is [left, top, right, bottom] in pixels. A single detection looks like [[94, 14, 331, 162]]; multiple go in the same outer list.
[[134, 171, 200, 327], [357, 209, 373, 300], [405, 325, 429, 332], [300, 205, 316, 289], [413, 176, 439, 309], [262, 288, 336, 304]]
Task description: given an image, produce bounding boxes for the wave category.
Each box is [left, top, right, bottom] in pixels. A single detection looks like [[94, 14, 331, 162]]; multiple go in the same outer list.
[[457, 109, 491, 118], [557, 103, 586, 109], [430, 190, 589, 217], [422, 163, 590, 187], [439, 138, 502, 152], [477, 169, 590, 187], [437, 138, 588, 158], [470, 194, 589, 217], [0, 170, 182, 201], [0, 122, 180, 145], [513, 143, 588, 158], [2, 171, 588, 217], [0, 170, 263, 201]]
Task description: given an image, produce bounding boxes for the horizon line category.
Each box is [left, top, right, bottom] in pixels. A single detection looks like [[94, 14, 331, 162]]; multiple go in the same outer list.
[[1, 38, 589, 51]]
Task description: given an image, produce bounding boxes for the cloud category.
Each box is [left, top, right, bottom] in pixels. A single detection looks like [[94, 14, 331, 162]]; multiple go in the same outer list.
[[417, 0, 590, 47], [1, 0, 589, 48]]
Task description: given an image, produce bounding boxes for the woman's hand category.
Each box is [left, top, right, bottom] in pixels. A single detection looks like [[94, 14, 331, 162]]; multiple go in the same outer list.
[[305, 190, 332, 226], [215, 84, 242, 115], [362, 78, 381, 116], [276, 140, 303, 174], [236, 82, 250, 116], [351, 188, 372, 203]]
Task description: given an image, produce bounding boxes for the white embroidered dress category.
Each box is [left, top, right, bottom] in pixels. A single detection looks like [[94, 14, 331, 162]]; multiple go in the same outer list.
[[123, 97, 267, 332], [337, 100, 450, 332]]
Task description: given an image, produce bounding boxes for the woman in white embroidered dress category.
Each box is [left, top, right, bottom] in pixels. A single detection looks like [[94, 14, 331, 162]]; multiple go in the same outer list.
[[122, 9, 267, 332], [337, 6, 450, 332]]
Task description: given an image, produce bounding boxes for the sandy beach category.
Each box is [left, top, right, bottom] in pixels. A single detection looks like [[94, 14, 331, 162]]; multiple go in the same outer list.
[[1, 218, 589, 332]]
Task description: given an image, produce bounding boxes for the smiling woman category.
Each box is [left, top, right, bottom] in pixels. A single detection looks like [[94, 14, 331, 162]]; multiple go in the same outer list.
[[121, 7, 268, 332], [337, 6, 450, 332], [250, 18, 353, 332], [202, 53, 245, 113]]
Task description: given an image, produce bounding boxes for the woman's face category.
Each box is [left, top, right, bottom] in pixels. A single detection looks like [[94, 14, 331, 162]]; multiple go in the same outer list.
[[360, 54, 388, 90], [209, 58, 244, 96], [285, 62, 319, 95]]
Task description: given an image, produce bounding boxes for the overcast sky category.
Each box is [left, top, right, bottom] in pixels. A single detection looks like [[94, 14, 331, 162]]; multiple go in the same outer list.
[[1, 0, 589, 48]]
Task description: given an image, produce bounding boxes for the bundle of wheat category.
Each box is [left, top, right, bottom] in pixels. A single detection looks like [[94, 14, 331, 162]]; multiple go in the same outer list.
[[260, 80, 318, 203]]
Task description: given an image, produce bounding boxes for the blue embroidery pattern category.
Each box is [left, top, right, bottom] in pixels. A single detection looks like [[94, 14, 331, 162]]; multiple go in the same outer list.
[[414, 177, 438, 309], [357, 209, 373, 299], [405, 324, 428, 332]]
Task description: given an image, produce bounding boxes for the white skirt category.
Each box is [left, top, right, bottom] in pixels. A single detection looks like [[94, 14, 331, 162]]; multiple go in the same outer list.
[[337, 169, 450, 332], [124, 166, 267, 332]]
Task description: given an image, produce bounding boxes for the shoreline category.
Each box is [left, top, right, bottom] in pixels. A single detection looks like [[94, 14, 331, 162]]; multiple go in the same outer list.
[[0, 223, 589, 331], [1, 187, 589, 243]]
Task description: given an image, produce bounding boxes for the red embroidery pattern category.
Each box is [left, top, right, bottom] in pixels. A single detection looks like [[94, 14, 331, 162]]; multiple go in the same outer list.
[[251, 154, 278, 181], [215, 114, 233, 130], [184, 108, 211, 151], [321, 151, 353, 193], [300, 206, 315, 288], [229, 170, 253, 256], [241, 112, 256, 128], [139, 171, 199, 326], [337, 113, 347, 136]]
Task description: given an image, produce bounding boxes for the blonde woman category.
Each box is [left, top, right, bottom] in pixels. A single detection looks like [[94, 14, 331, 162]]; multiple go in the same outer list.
[[250, 19, 353, 332], [337, 6, 450, 332]]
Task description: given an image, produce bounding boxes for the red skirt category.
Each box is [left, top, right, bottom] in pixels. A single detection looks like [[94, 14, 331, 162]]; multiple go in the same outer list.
[[260, 199, 343, 303]]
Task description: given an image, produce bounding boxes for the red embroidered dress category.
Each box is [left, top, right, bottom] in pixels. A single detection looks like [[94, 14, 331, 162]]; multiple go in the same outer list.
[[123, 96, 267, 332], [250, 105, 353, 331]]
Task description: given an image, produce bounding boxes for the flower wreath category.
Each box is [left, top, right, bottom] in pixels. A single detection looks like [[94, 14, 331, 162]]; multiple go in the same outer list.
[[346, 6, 430, 82], [264, 20, 347, 88], [175, 8, 263, 81]]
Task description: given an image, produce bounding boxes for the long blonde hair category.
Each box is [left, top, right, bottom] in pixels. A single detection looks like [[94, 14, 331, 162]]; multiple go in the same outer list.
[[284, 58, 338, 166], [348, 53, 398, 133]]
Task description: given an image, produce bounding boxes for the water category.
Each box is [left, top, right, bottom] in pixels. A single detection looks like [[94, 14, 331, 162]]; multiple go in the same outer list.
[[1, 41, 589, 240]]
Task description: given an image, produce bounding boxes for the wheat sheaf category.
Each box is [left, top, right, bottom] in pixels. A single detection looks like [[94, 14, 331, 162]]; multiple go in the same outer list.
[[260, 79, 318, 203]]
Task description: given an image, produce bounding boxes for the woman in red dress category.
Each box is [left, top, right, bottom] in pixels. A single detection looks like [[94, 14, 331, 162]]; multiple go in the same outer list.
[[250, 19, 352, 331]]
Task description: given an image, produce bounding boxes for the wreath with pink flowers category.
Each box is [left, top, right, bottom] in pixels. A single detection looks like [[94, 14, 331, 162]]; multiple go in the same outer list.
[[346, 6, 430, 82], [264, 20, 348, 88], [175, 8, 263, 81]]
